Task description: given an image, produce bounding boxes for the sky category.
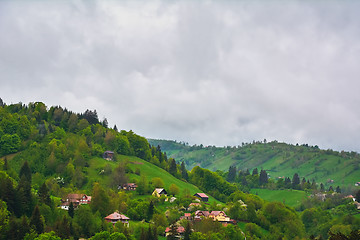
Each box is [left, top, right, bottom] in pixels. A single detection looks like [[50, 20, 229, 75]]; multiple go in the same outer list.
[[1, 1, 360, 152]]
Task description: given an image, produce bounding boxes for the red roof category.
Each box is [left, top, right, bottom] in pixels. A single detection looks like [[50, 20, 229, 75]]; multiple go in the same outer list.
[[184, 213, 191, 217], [195, 193, 208, 198], [165, 226, 185, 233], [104, 212, 129, 221]]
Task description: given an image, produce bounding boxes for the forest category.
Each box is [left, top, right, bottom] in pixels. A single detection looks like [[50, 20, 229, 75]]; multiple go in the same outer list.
[[0, 99, 359, 239]]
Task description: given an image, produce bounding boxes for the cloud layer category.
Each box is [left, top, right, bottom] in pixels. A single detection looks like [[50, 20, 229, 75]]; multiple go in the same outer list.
[[1, 1, 360, 151]]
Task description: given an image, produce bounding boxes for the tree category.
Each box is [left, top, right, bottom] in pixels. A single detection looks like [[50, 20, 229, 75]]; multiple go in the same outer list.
[[147, 201, 154, 221], [335, 186, 341, 193], [68, 202, 74, 218], [259, 170, 268, 185], [181, 162, 189, 181], [30, 205, 44, 234], [91, 183, 111, 217], [83, 109, 99, 125], [111, 163, 128, 189], [0, 97, 4, 107], [184, 221, 191, 240], [226, 166, 237, 182], [167, 224, 177, 240], [169, 159, 177, 176], [252, 168, 258, 176], [113, 125, 118, 132], [292, 173, 300, 189], [169, 184, 180, 196], [38, 182, 51, 206], [151, 177, 164, 188]]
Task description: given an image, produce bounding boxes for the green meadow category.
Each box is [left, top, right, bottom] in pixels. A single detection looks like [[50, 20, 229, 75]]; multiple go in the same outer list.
[[250, 188, 309, 208]]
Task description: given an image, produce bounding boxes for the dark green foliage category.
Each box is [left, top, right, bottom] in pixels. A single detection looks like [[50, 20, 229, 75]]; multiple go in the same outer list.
[[169, 158, 177, 176], [30, 205, 44, 234], [259, 169, 268, 185], [38, 182, 51, 206], [252, 168, 258, 176], [226, 165, 237, 182], [292, 173, 300, 189], [184, 221, 191, 240], [68, 202, 75, 218], [181, 161, 189, 181]]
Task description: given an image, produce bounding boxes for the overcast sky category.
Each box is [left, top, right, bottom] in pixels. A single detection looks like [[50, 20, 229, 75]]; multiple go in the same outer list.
[[1, 1, 360, 152]]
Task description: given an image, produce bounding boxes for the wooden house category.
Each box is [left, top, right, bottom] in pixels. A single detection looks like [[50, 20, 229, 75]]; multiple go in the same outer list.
[[152, 188, 167, 197], [194, 193, 209, 202], [104, 211, 130, 227], [103, 151, 114, 161]]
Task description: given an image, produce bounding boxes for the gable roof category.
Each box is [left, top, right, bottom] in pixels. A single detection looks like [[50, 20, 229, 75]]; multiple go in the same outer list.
[[194, 193, 208, 198], [104, 212, 129, 221], [210, 211, 226, 217], [154, 188, 167, 194]]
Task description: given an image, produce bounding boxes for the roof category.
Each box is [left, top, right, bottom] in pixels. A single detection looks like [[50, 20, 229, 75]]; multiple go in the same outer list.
[[66, 194, 90, 201], [189, 203, 201, 206], [210, 211, 226, 217], [195, 210, 210, 217], [104, 151, 114, 154], [104, 212, 129, 221], [184, 213, 191, 217], [194, 193, 208, 198], [155, 188, 166, 194], [165, 226, 185, 233], [124, 183, 137, 187]]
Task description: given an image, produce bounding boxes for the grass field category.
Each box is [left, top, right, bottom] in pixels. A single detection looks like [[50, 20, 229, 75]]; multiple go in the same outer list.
[[85, 155, 220, 203], [250, 188, 309, 207]]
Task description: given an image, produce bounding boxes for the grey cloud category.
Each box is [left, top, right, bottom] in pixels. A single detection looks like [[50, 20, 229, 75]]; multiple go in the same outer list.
[[1, 1, 360, 152]]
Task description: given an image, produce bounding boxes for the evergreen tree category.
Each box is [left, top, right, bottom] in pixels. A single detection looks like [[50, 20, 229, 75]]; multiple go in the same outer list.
[[3, 157, 8, 171], [68, 202, 75, 218], [113, 125, 118, 132], [335, 186, 341, 193], [147, 201, 154, 221], [0, 97, 4, 107], [320, 183, 325, 191], [181, 162, 189, 181], [226, 166, 237, 182], [169, 159, 177, 176], [19, 161, 32, 182], [245, 169, 250, 176], [259, 170, 268, 185], [38, 182, 51, 206], [328, 186, 334, 192], [252, 168, 258, 176], [184, 221, 191, 240], [30, 205, 44, 234], [292, 173, 300, 189], [167, 224, 177, 240], [17, 174, 33, 216]]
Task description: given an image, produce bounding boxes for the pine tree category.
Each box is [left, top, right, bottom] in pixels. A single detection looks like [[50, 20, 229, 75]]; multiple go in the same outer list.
[[30, 205, 44, 234], [329, 186, 334, 192], [259, 170, 268, 185], [169, 159, 177, 176], [227, 166, 237, 182], [355, 190, 360, 202], [38, 182, 51, 206], [184, 221, 191, 240], [292, 173, 300, 189], [320, 183, 324, 191], [147, 201, 154, 221], [113, 125, 118, 132], [68, 202, 75, 218], [181, 162, 189, 181], [252, 168, 258, 176]]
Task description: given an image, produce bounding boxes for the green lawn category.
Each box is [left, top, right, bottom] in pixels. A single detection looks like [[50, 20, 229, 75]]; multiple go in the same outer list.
[[250, 188, 309, 208]]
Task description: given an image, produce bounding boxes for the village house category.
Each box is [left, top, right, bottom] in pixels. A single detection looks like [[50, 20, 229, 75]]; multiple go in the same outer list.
[[194, 210, 210, 221], [60, 193, 91, 210], [103, 150, 114, 161], [209, 211, 231, 223], [180, 213, 192, 221], [152, 188, 167, 197], [194, 193, 209, 202], [104, 211, 130, 227], [119, 183, 137, 191], [355, 182, 360, 186], [165, 225, 185, 238]]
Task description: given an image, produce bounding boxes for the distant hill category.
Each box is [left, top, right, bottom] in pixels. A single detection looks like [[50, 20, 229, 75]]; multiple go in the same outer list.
[[148, 139, 360, 189]]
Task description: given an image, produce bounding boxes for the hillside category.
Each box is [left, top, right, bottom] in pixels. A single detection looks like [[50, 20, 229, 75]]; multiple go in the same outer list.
[[148, 139, 360, 189], [1, 101, 359, 239]]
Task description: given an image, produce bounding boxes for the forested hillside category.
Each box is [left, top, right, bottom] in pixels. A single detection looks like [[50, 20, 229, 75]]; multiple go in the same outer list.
[[148, 139, 360, 190], [0, 100, 359, 239]]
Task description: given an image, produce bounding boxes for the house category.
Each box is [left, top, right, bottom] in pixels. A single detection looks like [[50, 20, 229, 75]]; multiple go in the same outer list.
[[344, 195, 356, 202], [120, 183, 137, 191], [194, 210, 210, 221], [60, 193, 91, 210], [355, 182, 360, 186], [165, 226, 185, 238], [180, 213, 192, 221], [194, 193, 209, 202], [209, 211, 230, 223], [188, 202, 201, 210], [104, 211, 130, 227], [103, 151, 114, 161], [152, 188, 167, 197]]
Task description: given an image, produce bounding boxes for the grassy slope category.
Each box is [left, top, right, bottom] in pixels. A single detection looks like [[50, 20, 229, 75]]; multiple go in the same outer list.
[[85, 155, 219, 203], [250, 188, 309, 208], [149, 139, 360, 188]]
